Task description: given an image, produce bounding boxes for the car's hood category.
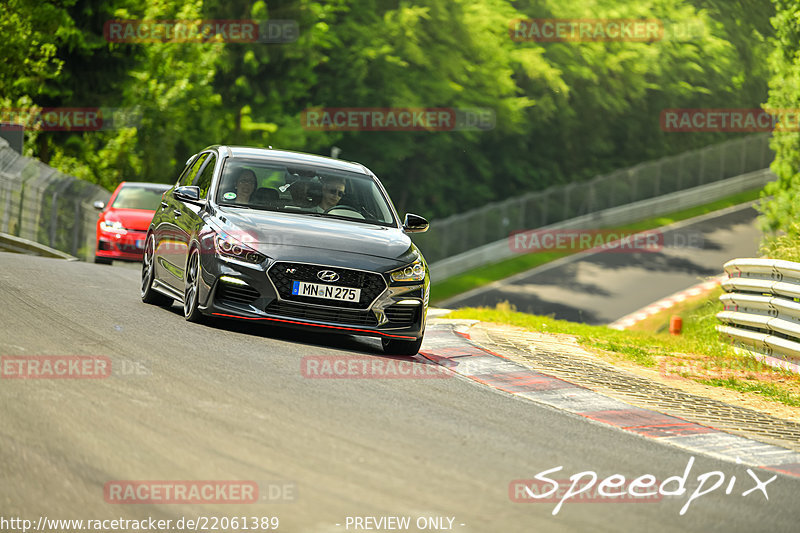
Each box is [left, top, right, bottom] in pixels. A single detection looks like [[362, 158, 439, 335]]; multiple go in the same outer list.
[[105, 208, 156, 231], [212, 208, 420, 264]]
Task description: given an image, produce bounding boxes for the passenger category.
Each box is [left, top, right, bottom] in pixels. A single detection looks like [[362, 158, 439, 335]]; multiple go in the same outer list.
[[289, 177, 315, 207]]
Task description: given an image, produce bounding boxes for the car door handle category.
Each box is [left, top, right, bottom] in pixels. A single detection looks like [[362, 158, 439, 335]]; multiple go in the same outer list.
[[173, 209, 182, 217]]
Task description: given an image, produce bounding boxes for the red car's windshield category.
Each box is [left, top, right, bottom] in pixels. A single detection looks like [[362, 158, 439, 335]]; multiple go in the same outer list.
[[111, 186, 164, 210]]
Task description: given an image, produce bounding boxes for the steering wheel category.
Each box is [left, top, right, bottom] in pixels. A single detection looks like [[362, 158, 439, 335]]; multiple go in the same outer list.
[[325, 205, 365, 219]]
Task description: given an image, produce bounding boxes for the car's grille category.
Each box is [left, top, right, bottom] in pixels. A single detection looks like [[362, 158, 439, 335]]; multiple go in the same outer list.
[[217, 282, 261, 306], [117, 243, 142, 254], [265, 300, 378, 326], [268, 262, 386, 309], [384, 305, 419, 326]]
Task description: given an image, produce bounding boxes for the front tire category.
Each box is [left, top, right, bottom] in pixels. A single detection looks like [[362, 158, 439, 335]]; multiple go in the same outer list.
[[183, 248, 205, 323], [382, 336, 423, 356], [141, 234, 172, 307]]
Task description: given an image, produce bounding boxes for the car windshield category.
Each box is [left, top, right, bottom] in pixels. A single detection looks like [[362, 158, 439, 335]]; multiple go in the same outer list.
[[111, 186, 166, 210], [215, 159, 396, 226]]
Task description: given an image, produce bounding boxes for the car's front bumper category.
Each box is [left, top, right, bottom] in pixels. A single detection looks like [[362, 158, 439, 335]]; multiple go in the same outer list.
[[197, 254, 428, 340], [96, 228, 148, 261]]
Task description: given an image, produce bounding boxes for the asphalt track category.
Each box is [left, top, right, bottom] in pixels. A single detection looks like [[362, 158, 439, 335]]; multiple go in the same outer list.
[[1, 251, 799, 532], [440, 203, 762, 325]]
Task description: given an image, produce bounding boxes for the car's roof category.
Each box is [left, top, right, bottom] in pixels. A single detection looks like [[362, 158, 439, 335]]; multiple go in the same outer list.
[[209, 145, 370, 175], [119, 181, 172, 189]]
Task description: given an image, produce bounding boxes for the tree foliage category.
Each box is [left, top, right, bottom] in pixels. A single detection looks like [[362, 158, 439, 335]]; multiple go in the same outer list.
[[758, 0, 800, 238], [0, 0, 776, 221]]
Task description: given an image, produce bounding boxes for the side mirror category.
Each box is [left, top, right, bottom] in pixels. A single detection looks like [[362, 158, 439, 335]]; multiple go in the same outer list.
[[403, 213, 429, 233], [93, 201, 105, 211], [174, 185, 201, 203]]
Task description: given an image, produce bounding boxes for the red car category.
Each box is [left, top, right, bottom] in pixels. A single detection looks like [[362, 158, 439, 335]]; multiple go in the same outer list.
[[95, 181, 171, 264]]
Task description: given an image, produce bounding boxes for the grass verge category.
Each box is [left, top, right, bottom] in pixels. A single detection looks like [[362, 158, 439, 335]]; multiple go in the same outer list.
[[444, 295, 800, 408], [431, 189, 761, 304]]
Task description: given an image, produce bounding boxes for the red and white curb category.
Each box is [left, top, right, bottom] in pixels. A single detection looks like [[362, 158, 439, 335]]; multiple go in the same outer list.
[[608, 274, 726, 330], [418, 322, 800, 479]]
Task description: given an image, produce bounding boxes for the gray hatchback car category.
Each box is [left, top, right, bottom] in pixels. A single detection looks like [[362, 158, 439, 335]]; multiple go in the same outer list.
[[141, 145, 430, 355]]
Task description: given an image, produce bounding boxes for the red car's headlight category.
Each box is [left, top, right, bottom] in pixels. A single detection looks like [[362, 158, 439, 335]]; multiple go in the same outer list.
[[99, 220, 127, 234]]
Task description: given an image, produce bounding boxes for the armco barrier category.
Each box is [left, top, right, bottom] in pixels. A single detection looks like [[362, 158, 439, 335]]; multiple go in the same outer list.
[[413, 133, 773, 264], [431, 168, 775, 282], [0, 137, 110, 260], [716, 258, 800, 374]]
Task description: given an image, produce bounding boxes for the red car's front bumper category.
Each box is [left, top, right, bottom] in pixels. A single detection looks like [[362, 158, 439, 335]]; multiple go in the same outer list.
[[96, 228, 148, 261]]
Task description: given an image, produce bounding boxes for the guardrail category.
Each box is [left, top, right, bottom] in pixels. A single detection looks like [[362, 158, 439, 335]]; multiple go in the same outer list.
[[716, 258, 800, 374], [431, 169, 775, 282], [0, 137, 110, 260], [414, 133, 773, 264]]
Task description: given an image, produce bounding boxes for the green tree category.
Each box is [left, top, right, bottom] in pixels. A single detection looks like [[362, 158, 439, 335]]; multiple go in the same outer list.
[[758, 0, 800, 238]]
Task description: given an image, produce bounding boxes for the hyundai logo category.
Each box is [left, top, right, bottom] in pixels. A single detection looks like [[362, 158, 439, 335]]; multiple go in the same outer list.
[[317, 270, 340, 283]]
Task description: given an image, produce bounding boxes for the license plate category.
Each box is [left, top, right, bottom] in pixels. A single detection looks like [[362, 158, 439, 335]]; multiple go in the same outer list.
[[292, 281, 361, 302], [135, 239, 144, 249]]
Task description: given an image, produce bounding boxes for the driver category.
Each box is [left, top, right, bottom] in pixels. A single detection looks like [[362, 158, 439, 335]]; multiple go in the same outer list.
[[312, 177, 346, 213], [233, 169, 257, 204]]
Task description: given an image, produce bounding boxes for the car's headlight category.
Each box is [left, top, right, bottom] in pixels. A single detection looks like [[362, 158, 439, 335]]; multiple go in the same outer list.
[[99, 220, 127, 234], [214, 233, 265, 264], [390, 259, 426, 283]]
